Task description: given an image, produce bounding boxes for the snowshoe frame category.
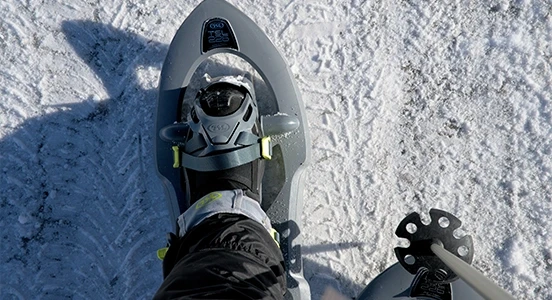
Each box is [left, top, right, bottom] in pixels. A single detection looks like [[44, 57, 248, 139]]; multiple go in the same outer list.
[[155, 0, 311, 299]]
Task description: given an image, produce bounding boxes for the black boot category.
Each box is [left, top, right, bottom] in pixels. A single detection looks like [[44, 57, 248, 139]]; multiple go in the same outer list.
[[184, 78, 264, 204]]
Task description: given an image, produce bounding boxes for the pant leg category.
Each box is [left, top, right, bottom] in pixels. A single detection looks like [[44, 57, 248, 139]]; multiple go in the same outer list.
[[154, 213, 287, 299]]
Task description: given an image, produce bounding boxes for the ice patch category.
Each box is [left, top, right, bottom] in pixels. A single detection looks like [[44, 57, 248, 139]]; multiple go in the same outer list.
[[18, 214, 30, 224]]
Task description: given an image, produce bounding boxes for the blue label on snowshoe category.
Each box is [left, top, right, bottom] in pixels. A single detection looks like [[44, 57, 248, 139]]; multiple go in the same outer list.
[[202, 18, 238, 53]]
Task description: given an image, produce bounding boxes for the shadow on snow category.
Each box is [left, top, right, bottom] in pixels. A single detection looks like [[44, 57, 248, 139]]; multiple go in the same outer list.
[[0, 20, 367, 299]]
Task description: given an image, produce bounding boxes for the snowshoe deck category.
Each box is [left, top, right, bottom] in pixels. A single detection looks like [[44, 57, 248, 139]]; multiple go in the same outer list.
[[155, 0, 311, 299]]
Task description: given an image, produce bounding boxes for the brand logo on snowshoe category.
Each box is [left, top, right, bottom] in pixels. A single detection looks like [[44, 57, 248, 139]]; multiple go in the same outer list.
[[209, 22, 225, 29], [208, 123, 230, 132]]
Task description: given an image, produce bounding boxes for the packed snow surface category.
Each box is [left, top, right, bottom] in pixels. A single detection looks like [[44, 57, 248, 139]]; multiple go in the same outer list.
[[1, 0, 551, 299]]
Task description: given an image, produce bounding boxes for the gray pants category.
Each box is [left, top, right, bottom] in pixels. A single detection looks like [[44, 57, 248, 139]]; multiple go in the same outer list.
[[177, 189, 274, 238]]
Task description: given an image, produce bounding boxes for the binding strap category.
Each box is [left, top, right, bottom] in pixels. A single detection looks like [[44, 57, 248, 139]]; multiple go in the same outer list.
[[177, 137, 272, 171]]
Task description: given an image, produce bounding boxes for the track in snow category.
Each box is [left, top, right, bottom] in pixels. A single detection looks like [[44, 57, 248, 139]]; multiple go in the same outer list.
[[1, 0, 551, 299]]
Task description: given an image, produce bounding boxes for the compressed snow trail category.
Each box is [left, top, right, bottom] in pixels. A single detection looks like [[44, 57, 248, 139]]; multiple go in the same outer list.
[[1, 0, 551, 299]]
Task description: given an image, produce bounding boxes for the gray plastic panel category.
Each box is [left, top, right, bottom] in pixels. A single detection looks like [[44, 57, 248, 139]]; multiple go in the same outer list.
[[154, 0, 311, 299], [357, 263, 484, 300]]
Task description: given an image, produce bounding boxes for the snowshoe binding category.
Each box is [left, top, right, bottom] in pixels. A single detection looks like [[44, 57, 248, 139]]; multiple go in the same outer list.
[[160, 75, 266, 204], [155, 1, 311, 299]]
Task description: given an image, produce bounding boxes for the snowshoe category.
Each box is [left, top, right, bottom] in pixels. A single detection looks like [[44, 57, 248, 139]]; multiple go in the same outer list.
[[357, 209, 515, 300], [155, 0, 311, 299], [160, 74, 267, 204]]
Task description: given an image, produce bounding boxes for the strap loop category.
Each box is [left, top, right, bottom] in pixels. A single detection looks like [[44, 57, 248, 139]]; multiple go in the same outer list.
[[261, 137, 272, 160]]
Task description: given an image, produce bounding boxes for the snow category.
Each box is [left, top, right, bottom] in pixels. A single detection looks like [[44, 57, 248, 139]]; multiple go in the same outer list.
[[1, 0, 551, 299], [203, 73, 253, 92]]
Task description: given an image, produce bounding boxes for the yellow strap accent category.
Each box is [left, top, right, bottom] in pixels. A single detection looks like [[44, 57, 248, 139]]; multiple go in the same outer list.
[[172, 146, 180, 168], [270, 228, 280, 248], [261, 137, 272, 160], [157, 247, 169, 260]]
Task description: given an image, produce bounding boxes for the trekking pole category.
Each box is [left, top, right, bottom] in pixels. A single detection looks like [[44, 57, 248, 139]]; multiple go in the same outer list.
[[395, 209, 516, 300], [430, 243, 515, 300]]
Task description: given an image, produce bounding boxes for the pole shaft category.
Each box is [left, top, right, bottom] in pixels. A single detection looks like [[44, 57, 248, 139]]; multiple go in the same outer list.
[[430, 243, 516, 300]]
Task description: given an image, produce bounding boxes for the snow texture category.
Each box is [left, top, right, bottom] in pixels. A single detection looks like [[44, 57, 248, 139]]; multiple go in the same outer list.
[[1, 0, 551, 299]]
